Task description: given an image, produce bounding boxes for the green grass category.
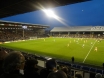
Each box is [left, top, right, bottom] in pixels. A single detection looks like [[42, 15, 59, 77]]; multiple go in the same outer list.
[[0, 37, 104, 66]]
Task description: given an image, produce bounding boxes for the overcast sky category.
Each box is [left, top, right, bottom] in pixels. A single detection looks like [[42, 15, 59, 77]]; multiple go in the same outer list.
[[1, 0, 104, 29]]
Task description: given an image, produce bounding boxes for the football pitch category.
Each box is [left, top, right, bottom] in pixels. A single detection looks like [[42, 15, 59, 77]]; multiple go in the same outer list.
[[0, 37, 104, 66]]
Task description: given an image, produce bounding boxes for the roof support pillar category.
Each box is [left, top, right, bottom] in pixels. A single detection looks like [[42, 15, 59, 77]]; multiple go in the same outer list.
[[68, 32, 70, 35]]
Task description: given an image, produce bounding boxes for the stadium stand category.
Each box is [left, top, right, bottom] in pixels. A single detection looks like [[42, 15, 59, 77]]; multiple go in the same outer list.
[[0, 47, 104, 78], [2, 0, 102, 77], [51, 26, 104, 38], [51, 26, 104, 32], [0, 20, 49, 42], [0, 23, 104, 78], [51, 26, 92, 32]]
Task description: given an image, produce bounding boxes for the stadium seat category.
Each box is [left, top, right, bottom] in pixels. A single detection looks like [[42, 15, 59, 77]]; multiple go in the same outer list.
[[76, 65, 81, 69], [64, 62, 71, 66], [102, 70, 104, 75], [96, 69, 103, 74], [82, 66, 90, 71], [57, 61, 65, 64], [90, 68, 97, 73], [71, 64, 76, 68], [57, 61, 72, 67]]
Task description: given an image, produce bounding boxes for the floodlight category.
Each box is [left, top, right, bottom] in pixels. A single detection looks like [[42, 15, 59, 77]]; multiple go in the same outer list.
[[42, 9, 58, 19], [42, 9, 68, 26]]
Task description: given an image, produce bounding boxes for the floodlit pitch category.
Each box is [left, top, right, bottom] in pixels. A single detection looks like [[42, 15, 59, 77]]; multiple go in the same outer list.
[[0, 37, 104, 66]]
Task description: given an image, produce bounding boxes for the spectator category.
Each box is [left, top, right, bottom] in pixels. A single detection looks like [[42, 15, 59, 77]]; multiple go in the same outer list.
[[24, 58, 39, 78], [0, 50, 8, 75], [47, 70, 67, 78], [95, 73, 102, 78], [61, 66, 71, 78], [0, 51, 25, 78], [40, 59, 57, 78], [75, 73, 82, 78]]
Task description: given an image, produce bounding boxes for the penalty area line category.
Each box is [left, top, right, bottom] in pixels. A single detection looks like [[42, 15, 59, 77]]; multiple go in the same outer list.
[[83, 40, 97, 63]]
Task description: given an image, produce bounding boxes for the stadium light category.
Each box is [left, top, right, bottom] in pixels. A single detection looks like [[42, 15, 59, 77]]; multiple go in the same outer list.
[[42, 9, 68, 26], [42, 9, 58, 19]]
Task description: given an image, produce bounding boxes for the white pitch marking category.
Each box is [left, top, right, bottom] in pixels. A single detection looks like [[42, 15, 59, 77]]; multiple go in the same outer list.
[[83, 40, 97, 63]]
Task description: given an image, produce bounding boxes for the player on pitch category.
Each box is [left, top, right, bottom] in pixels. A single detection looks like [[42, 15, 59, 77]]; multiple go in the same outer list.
[[94, 47, 97, 52]]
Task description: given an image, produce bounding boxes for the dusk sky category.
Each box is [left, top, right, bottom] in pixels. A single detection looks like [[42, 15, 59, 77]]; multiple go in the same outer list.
[[1, 0, 104, 29]]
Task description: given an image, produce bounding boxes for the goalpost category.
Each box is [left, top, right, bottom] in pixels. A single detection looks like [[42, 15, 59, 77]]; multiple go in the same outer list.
[[29, 36, 37, 40]]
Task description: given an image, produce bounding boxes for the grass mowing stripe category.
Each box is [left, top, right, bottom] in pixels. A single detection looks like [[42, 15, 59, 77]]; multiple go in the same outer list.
[[1, 38, 104, 66], [83, 40, 97, 63]]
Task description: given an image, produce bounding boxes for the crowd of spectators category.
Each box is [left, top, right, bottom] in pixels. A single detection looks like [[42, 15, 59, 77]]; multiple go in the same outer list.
[[0, 29, 103, 78], [52, 34, 104, 38], [0, 29, 103, 43], [0, 47, 73, 78], [0, 49, 71, 78], [0, 30, 41, 42], [0, 47, 103, 78]]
